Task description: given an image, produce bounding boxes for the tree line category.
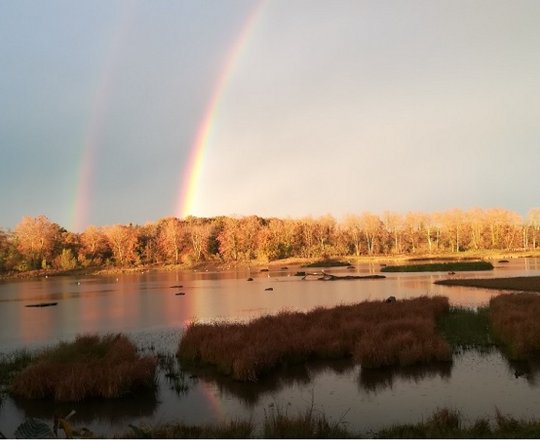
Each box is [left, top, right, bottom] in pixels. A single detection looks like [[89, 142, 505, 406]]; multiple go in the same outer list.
[[0, 208, 539, 273]]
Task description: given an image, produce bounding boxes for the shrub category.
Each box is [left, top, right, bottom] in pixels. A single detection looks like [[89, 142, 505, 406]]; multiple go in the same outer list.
[[10, 334, 157, 401]]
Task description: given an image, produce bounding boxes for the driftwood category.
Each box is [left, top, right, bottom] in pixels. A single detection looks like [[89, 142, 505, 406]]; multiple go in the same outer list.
[[301, 271, 385, 281], [25, 302, 58, 308]]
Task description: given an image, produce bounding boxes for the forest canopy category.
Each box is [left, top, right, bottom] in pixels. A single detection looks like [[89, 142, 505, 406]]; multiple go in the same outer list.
[[0, 208, 539, 273]]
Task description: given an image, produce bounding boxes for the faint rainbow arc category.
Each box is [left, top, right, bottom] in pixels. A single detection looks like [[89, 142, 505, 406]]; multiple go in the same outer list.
[[176, 1, 266, 219], [71, 4, 137, 232]]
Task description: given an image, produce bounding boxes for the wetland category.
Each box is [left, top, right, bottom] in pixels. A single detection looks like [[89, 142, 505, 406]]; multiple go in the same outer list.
[[1, 257, 540, 437]]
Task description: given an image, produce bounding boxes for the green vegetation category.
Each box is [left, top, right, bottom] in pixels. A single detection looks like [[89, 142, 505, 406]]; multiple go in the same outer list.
[[302, 259, 351, 268], [437, 307, 494, 350], [381, 261, 494, 272], [435, 276, 540, 292], [178, 297, 451, 381], [376, 409, 540, 438], [10, 334, 157, 401]]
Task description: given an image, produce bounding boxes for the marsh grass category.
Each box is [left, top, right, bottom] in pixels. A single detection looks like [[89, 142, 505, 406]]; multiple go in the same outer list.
[[263, 405, 350, 438], [119, 408, 540, 438], [381, 261, 494, 272], [490, 293, 540, 359], [178, 297, 451, 381], [437, 307, 493, 351], [435, 276, 540, 292], [10, 334, 157, 401], [303, 259, 351, 268], [0, 350, 32, 390], [377, 408, 540, 438], [123, 420, 254, 439]]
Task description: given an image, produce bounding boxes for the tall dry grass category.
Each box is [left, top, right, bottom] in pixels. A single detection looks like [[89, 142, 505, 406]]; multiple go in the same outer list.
[[10, 334, 157, 401], [178, 296, 451, 381], [490, 293, 540, 359]]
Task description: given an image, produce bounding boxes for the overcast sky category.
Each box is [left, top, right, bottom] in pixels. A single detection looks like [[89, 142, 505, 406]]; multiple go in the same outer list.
[[1, 0, 539, 231]]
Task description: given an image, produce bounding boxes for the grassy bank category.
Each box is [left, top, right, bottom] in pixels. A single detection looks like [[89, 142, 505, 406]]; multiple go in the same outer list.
[[10, 334, 157, 401], [435, 276, 540, 292], [178, 297, 451, 381], [377, 408, 540, 438], [381, 261, 494, 272], [118, 407, 540, 438]]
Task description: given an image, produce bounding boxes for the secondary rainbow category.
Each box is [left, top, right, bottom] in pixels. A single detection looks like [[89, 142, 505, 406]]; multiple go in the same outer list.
[[176, 1, 266, 219], [71, 5, 137, 232]]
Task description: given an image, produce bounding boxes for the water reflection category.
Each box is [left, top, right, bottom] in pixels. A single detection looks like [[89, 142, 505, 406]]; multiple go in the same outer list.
[[358, 361, 452, 393], [505, 355, 540, 386], [182, 358, 355, 406], [9, 387, 158, 425]]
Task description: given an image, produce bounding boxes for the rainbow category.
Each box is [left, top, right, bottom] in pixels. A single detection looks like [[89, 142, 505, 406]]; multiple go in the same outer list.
[[176, 1, 266, 219], [71, 5, 137, 232]]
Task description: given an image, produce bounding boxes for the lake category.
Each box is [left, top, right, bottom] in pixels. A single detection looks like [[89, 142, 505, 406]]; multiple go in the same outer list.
[[1, 258, 540, 436]]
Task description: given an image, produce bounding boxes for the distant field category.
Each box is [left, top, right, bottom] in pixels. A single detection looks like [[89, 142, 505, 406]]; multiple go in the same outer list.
[[381, 261, 494, 272], [435, 276, 540, 292]]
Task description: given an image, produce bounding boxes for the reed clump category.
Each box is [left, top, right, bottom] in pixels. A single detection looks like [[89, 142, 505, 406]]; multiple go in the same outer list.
[[10, 334, 157, 401], [263, 405, 350, 438], [178, 297, 451, 381], [490, 293, 540, 359]]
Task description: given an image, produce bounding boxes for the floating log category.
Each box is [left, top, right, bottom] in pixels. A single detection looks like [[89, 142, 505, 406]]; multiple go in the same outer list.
[[260, 268, 269, 272], [170, 285, 183, 288], [175, 292, 186, 296], [302, 272, 386, 281], [499, 260, 510, 263], [25, 302, 58, 308], [265, 287, 273, 291]]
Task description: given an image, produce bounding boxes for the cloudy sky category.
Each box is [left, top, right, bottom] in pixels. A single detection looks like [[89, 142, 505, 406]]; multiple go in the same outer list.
[[1, 0, 539, 231]]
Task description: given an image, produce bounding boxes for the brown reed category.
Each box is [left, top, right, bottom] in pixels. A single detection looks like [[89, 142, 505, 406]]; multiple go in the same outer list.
[[178, 296, 451, 381], [490, 293, 540, 359], [10, 334, 157, 401]]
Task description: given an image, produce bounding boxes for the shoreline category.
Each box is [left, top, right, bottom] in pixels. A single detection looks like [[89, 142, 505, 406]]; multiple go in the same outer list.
[[1, 249, 539, 282]]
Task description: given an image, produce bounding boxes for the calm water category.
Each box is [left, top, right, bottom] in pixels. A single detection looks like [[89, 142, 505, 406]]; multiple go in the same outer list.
[[1, 258, 540, 436]]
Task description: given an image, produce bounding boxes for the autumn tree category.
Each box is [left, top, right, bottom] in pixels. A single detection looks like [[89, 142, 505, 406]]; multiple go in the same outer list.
[[527, 208, 540, 249], [14, 215, 62, 269], [0, 229, 18, 272], [79, 225, 109, 266], [359, 212, 382, 255], [156, 217, 184, 264], [343, 215, 364, 256], [103, 224, 140, 266], [383, 212, 403, 254], [184, 216, 212, 263]]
